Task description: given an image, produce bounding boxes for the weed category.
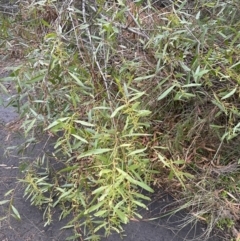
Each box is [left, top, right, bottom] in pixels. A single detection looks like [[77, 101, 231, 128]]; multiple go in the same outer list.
[[1, 0, 240, 240]]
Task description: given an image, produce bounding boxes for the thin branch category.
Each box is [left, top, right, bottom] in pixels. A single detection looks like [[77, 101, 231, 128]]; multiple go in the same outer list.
[[82, 0, 116, 127]]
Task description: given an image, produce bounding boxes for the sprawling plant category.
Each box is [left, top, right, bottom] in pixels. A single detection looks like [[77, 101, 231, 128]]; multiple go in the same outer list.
[[1, 0, 240, 240]]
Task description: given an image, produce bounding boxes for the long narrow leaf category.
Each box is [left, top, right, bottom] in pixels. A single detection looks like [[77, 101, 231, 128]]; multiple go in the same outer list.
[[77, 148, 112, 159], [69, 72, 85, 87], [221, 87, 237, 100], [84, 200, 105, 214], [158, 85, 175, 100], [128, 147, 147, 156], [111, 105, 126, 118], [0, 200, 10, 205], [73, 120, 95, 127], [11, 205, 21, 220], [116, 168, 154, 192], [71, 134, 88, 143], [44, 117, 70, 130]]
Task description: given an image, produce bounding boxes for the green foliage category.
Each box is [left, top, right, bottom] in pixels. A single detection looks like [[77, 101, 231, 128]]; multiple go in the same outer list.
[[1, 0, 240, 240], [217, 218, 235, 230]]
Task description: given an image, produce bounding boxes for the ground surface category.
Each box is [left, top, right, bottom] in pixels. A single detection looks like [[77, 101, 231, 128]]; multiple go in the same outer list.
[[0, 65, 225, 241]]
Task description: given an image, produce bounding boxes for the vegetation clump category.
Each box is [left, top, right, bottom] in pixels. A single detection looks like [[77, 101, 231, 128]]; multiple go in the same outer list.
[[1, 0, 240, 240]]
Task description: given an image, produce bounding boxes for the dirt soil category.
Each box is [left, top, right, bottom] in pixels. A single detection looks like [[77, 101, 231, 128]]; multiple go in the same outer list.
[[0, 64, 225, 241]]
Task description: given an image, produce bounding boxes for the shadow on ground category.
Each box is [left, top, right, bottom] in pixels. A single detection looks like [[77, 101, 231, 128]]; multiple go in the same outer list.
[[0, 79, 224, 241]]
